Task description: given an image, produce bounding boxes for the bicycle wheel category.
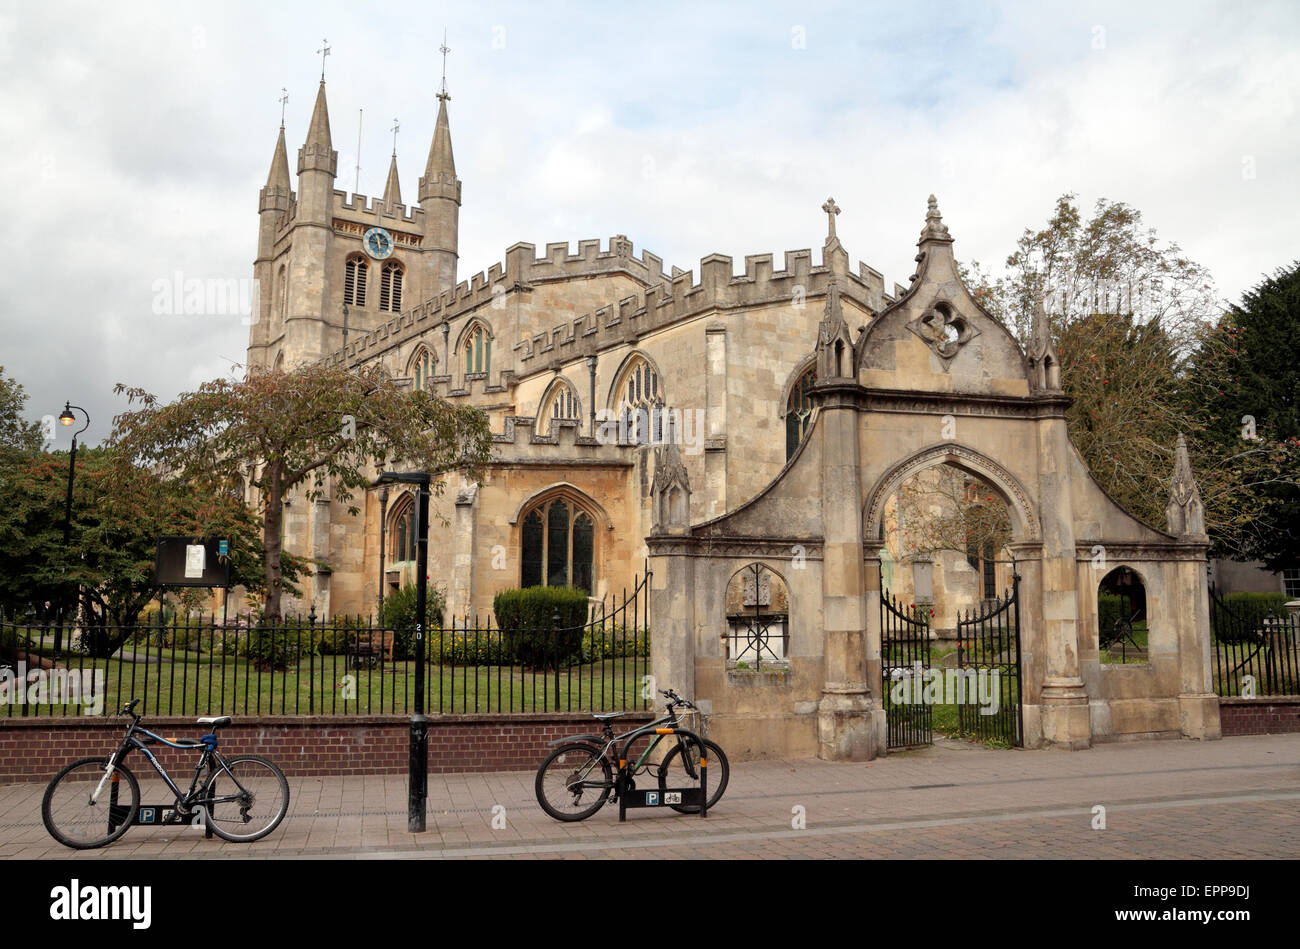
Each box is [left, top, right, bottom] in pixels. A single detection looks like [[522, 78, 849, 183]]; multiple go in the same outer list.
[[202, 755, 290, 842], [658, 737, 729, 814], [535, 742, 612, 822], [42, 756, 140, 849]]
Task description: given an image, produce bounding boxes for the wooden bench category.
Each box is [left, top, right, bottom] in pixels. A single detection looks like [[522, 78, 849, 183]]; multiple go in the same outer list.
[[348, 630, 395, 668]]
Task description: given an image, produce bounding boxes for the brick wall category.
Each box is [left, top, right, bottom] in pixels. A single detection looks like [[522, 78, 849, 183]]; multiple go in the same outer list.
[[1218, 699, 1300, 737], [0, 712, 653, 782]]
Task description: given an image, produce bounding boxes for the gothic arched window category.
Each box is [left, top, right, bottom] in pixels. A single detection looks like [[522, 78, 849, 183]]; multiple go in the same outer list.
[[464, 324, 492, 375], [390, 495, 417, 565], [785, 366, 815, 460], [542, 380, 580, 434], [616, 356, 664, 445], [520, 497, 595, 593], [344, 255, 368, 307], [409, 347, 436, 391], [379, 261, 403, 312]]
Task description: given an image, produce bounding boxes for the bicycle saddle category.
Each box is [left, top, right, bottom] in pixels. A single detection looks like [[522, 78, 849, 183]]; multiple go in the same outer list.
[[197, 716, 233, 728], [592, 712, 625, 721]]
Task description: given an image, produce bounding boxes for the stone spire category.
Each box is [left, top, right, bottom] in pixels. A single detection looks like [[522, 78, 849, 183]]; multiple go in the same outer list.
[[305, 80, 332, 150], [382, 152, 402, 206], [1165, 434, 1207, 538], [424, 96, 456, 185], [919, 194, 952, 244], [297, 80, 338, 183], [265, 125, 292, 192], [816, 279, 855, 382], [650, 439, 691, 535], [1027, 300, 1062, 392]]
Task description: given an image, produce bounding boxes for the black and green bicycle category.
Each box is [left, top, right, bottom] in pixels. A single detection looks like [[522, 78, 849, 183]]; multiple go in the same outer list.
[[534, 689, 729, 822]]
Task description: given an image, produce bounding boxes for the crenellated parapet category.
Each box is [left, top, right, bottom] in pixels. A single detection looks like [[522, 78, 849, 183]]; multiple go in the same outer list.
[[317, 233, 897, 381], [332, 190, 426, 227], [486, 416, 636, 465]]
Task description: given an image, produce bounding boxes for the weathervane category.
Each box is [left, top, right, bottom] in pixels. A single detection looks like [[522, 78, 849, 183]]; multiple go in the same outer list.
[[278, 88, 289, 128], [317, 39, 331, 81], [391, 117, 400, 156], [438, 30, 451, 101]]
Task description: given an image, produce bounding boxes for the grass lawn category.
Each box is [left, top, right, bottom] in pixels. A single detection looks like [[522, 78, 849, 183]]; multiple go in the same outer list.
[[0, 644, 651, 718]]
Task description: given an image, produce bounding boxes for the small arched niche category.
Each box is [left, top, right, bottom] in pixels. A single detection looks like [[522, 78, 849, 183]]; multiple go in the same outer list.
[[1097, 566, 1149, 664], [723, 563, 790, 670]]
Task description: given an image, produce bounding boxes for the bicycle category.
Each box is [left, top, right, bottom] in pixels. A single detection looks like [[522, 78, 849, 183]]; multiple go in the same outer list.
[[41, 699, 290, 850], [534, 689, 729, 822]]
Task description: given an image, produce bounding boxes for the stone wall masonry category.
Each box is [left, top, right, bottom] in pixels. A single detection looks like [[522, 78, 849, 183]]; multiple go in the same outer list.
[[0, 713, 655, 782]]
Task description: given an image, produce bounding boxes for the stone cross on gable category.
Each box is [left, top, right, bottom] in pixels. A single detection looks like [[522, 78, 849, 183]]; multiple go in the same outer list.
[[822, 197, 841, 240]]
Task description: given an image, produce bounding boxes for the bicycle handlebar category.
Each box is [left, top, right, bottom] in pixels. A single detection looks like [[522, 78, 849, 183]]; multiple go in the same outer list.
[[658, 688, 697, 710]]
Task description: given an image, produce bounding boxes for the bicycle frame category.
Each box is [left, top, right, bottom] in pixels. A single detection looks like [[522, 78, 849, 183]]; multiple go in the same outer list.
[[559, 705, 702, 795], [91, 715, 253, 826]]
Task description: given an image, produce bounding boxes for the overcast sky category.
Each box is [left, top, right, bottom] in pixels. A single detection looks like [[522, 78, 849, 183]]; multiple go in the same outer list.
[[2, 0, 1297, 448]]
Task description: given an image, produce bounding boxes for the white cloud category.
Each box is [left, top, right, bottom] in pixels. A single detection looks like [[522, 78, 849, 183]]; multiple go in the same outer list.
[[1, 0, 1296, 444]]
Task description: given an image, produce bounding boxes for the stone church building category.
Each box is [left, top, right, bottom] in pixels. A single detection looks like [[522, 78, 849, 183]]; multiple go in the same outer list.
[[246, 77, 1221, 759]]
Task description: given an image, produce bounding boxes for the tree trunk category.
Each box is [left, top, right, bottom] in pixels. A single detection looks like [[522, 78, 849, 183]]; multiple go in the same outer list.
[[263, 463, 285, 620]]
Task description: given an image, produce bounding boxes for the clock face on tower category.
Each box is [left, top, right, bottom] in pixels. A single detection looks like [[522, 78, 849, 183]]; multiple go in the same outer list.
[[363, 227, 394, 260]]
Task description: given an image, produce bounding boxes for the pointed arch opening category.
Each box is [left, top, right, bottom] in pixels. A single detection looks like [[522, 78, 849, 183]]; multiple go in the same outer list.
[[407, 345, 437, 392], [517, 489, 600, 594], [538, 377, 581, 435], [782, 361, 817, 461], [608, 352, 665, 446], [457, 319, 494, 377], [344, 254, 368, 307], [379, 260, 404, 312], [724, 563, 791, 667]]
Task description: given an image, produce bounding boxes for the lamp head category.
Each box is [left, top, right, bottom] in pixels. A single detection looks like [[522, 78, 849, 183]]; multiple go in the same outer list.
[[58, 404, 75, 426]]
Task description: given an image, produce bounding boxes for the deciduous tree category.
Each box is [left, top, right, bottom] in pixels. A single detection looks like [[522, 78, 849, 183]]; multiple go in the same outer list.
[[111, 362, 494, 619]]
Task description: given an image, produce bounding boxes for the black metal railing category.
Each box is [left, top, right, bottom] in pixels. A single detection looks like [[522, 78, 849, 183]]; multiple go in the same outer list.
[[1210, 585, 1299, 698], [0, 574, 652, 719], [955, 574, 1023, 747], [880, 590, 932, 749]]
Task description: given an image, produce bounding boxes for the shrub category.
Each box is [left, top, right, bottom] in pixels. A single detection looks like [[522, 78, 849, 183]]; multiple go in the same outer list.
[[1214, 592, 1292, 644], [1097, 593, 1127, 645], [430, 628, 513, 665], [580, 623, 651, 661], [493, 586, 589, 668], [381, 585, 445, 660], [243, 626, 303, 671]]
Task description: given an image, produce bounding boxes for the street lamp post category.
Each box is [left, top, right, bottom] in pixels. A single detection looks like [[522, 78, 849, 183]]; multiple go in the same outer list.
[[377, 487, 390, 614], [55, 403, 89, 656], [375, 470, 430, 833]]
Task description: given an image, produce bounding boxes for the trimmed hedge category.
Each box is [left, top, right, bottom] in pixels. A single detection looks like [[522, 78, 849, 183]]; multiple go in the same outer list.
[[1213, 592, 1291, 644], [1097, 593, 1127, 645], [381, 585, 446, 660], [493, 586, 589, 669]]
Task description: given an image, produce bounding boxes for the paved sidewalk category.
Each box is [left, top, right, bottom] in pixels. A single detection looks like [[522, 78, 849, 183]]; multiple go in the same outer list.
[[3, 734, 1298, 859]]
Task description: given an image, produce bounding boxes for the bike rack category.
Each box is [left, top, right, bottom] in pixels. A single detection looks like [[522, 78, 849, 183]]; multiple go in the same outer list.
[[615, 726, 709, 823]]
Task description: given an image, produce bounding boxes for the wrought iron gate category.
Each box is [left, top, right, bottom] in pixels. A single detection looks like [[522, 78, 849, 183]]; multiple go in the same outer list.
[[955, 573, 1023, 747], [1209, 583, 1299, 697], [881, 590, 932, 749]]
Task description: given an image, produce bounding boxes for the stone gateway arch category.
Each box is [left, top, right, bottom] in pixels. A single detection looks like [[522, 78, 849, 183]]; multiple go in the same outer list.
[[647, 196, 1219, 760]]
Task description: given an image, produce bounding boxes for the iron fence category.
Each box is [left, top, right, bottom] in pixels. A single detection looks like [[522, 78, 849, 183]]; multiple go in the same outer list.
[[0, 575, 652, 718], [1210, 585, 1300, 698]]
